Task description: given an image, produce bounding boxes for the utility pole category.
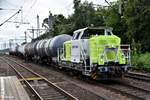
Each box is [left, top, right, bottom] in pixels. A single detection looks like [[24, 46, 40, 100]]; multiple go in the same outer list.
[[37, 14, 40, 37], [24, 31, 27, 43], [118, 0, 123, 15], [3, 42, 6, 49], [9, 39, 12, 48], [48, 12, 54, 32], [21, 6, 23, 24], [32, 27, 34, 39], [27, 14, 46, 40], [27, 28, 46, 39], [104, 0, 125, 17], [27, 26, 35, 39]]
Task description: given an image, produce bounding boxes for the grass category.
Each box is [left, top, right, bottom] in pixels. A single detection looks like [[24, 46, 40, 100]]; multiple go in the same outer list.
[[131, 52, 150, 72]]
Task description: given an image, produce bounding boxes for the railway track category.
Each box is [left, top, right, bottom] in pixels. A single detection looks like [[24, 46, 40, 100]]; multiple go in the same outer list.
[[6, 56, 150, 100], [125, 71, 150, 82], [1, 57, 78, 100], [82, 78, 150, 100], [106, 80, 150, 100], [9, 57, 106, 100]]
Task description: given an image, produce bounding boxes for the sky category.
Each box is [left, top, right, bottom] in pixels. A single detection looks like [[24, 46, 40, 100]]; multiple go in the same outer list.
[[0, 0, 117, 49]]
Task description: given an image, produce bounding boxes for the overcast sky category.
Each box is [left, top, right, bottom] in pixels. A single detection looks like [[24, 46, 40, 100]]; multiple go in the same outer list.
[[0, 0, 117, 49]]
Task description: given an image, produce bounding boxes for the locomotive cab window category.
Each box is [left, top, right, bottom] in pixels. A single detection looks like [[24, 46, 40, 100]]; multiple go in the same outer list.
[[73, 32, 81, 40], [81, 29, 104, 39], [105, 29, 113, 35]]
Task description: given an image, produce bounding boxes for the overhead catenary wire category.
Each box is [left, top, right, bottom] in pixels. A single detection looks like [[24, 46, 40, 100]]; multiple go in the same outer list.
[[104, 0, 122, 15], [0, 8, 19, 10], [104, 0, 112, 7], [0, 9, 21, 27], [0, 1, 30, 49]]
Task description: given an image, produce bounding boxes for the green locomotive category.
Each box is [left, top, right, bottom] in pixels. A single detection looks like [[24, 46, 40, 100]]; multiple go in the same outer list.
[[58, 27, 131, 80]]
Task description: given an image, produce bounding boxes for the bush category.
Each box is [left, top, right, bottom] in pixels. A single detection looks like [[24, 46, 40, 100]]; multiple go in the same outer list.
[[132, 52, 150, 72]]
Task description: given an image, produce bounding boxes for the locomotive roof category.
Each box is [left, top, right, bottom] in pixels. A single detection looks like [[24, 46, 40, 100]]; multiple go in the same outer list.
[[74, 26, 113, 33], [87, 26, 113, 30]]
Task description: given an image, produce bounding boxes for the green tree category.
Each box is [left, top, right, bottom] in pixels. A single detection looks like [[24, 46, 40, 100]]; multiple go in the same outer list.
[[72, 0, 104, 29], [102, 2, 128, 43], [124, 0, 150, 52]]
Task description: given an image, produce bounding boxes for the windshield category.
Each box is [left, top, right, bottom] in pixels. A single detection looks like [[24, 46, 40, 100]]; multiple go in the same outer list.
[[81, 29, 104, 39]]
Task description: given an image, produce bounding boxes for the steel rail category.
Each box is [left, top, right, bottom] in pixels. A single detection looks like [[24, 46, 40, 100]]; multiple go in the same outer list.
[[81, 76, 149, 100], [4, 57, 78, 100], [103, 84, 146, 100], [1, 57, 43, 100], [8, 56, 147, 100], [125, 72, 150, 82], [116, 79, 150, 93], [86, 80, 145, 100]]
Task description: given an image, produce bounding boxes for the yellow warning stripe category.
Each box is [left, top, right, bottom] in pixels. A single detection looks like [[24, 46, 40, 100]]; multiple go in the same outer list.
[[91, 72, 98, 80], [93, 75, 97, 80], [91, 72, 96, 78], [19, 77, 43, 81]]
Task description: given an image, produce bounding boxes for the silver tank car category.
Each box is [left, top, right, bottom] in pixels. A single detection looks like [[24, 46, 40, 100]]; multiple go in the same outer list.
[[18, 44, 27, 56], [44, 34, 72, 57], [9, 47, 16, 55], [44, 39, 51, 57], [15, 45, 19, 55], [25, 41, 38, 56], [36, 39, 47, 57], [32, 41, 39, 55], [25, 43, 33, 56], [23, 34, 71, 59]]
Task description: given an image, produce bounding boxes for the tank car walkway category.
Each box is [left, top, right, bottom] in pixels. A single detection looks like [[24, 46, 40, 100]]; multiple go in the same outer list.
[[0, 76, 30, 100]]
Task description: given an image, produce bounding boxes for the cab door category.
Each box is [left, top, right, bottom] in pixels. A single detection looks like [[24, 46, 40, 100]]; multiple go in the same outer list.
[[71, 32, 81, 63], [71, 40, 80, 63]]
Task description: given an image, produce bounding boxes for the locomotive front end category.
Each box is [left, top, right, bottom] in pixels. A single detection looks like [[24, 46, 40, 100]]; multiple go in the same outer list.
[[89, 33, 131, 79]]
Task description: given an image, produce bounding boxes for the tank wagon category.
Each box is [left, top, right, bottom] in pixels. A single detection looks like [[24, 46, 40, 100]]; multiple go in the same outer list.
[[9, 47, 17, 55], [10, 27, 131, 80], [24, 34, 72, 62], [17, 44, 26, 57]]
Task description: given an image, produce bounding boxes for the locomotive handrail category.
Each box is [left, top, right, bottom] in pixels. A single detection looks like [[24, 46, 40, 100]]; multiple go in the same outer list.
[[90, 44, 131, 66]]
